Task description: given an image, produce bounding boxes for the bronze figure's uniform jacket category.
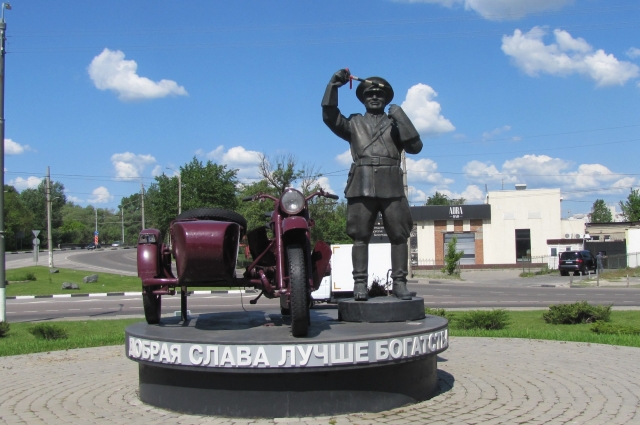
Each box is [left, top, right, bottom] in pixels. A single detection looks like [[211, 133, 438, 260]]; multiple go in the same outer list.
[[321, 75, 423, 301], [321, 85, 423, 198]]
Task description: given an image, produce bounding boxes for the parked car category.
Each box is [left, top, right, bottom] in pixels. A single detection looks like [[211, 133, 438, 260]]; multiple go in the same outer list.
[[86, 243, 102, 250], [111, 241, 122, 247], [559, 250, 596, 276]]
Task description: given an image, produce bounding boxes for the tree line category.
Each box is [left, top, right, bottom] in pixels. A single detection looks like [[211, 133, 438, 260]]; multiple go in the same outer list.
[[3, 156, 352, 251], [5, 157, 639, 251]]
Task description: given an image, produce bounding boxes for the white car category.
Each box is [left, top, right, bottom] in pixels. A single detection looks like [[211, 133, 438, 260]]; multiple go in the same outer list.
[[111, 241, 122, 247]]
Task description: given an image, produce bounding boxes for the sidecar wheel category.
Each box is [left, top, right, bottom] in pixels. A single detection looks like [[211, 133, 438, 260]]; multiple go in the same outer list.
[[142, 286, 162, 324], [287, 244, 310, 337], [176, 208, 247, 236]]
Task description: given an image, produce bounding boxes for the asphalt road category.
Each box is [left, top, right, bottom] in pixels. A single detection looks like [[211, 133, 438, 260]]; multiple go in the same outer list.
[[5, 249, 640, 322]]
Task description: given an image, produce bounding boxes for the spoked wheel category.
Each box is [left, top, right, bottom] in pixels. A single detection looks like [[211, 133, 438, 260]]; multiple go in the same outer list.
[[287, 243, 310, 337], [142, 286, 162, 324]]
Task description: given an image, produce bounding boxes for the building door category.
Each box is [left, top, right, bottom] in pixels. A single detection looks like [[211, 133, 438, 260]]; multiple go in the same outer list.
[[444, 233, 476, 265], [515, 229, 531, 262]]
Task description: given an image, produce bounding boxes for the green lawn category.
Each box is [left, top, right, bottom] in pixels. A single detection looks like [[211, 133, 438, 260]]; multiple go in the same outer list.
[[448, 310, 640, 348], [5, 266, 142, 296], [0, 318, 140, 356], [0, 310, 638, 357], [5, 266, 243, 296]]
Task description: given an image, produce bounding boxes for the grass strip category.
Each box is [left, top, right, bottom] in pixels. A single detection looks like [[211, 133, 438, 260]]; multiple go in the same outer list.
[[447, 310, 640, 348], [1, 310, 639, 357], [5, 266, 242, 296], [0, 318, 140, 356]]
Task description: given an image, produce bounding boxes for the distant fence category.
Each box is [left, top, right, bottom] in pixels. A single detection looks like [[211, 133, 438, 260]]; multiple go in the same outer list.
[[414, 252, 640, 271]]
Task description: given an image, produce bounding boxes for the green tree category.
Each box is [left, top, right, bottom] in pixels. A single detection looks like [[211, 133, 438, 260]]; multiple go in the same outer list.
[[236, 180, 277, 232], [19, 181, 66, 247], [3, 185, 35, 251], [442, 236, 464, 275], [589, 199, 613, 223], [425, 191, 465, 206], [146, 157, 239, 235], [118, 193, 144, 245], [258, 154, 303, 194], [620, 189, 640, 221]]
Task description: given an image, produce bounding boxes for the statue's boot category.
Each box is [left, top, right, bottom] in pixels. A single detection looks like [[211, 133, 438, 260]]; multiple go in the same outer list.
[[392, 281, 412, 300], [352, 242, 369, 301], [353, 282, 369, 301]]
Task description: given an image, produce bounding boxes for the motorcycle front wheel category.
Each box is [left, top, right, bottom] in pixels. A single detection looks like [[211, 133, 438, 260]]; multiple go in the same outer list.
[[287, 243, 310, 337]]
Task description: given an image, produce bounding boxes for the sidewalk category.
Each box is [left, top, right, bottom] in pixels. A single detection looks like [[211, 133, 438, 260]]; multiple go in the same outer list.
[[0, 337, 637, 424]]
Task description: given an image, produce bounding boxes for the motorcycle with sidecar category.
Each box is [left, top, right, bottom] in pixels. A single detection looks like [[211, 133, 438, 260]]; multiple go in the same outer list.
[[136, 187, 337, 337]]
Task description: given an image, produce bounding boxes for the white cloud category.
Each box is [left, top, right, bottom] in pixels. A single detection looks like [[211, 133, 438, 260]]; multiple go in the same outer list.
[[482, 125, 511, 141], [395, 0, 574, 21], [88, 48, 188, 102], [626, 47, 640, 59], [5, 139, 32, 155], [401, 84, 455, 136], [463, 154, 637, 197], [408, 186, 428, 203], [406, 157, 454, 185], [8, 176, 42, 190], [88, 186, 113, 204], [66, 195, 84, 204], [151, 165, 163, 177], [111, 152, 157, 179], [205, 145, 262, 181], [435, 185, 485, 203], [335, 149, 353, 166], [502, 27, 640, 87]]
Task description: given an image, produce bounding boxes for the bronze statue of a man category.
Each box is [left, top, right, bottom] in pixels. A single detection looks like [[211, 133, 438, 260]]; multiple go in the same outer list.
[[321, 69, 423, 301]]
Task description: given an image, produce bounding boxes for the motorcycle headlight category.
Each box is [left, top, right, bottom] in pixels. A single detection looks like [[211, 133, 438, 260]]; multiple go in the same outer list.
[[280, 189, 305, 214]]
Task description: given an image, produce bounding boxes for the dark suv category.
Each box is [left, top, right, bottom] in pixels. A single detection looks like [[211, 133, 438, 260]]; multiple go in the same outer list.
[[559, 250, 596, 276]]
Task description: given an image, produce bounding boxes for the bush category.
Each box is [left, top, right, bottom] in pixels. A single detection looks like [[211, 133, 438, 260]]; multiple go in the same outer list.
[[543, 301, 611, 324], [591, 321, 640, 335], [442, 236, 464, 276], [29, 323, 68, 340], [454, 309, 510, 330], [7, 271, 36, 282], [368, 278, 390, 297], [425, 308, 451, 320], [0, 321, 9, 337]]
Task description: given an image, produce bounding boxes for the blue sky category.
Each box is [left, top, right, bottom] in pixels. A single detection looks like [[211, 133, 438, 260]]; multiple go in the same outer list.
[[3, 0, 640, 217]]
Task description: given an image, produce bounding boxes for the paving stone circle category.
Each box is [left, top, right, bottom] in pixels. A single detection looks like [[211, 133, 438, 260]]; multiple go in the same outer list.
[[0, 337, 638, 424]]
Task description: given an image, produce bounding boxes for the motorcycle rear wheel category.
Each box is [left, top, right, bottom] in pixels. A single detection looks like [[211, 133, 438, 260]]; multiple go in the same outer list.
[[143, 286, 162, 324], [287, 244, 310, 337]]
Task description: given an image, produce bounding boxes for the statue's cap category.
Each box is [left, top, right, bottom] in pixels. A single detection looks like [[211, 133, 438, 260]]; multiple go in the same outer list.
[[356, 77, 394, 105]]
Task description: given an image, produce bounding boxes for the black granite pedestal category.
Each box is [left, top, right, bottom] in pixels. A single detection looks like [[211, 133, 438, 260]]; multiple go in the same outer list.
[[126, 308, 448, 418], [338, 296, 426, 322]]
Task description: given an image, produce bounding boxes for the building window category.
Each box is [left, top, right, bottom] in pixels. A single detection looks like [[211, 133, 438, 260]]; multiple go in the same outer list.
[[444, 232, 476, 265], [551, 248, 557, 257], [592, 235, 600, 241], [515, 229, 531, 262], [604, 235, 611, 241]]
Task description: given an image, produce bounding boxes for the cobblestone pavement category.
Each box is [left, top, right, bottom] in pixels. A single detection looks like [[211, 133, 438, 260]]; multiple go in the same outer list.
[[1, 337, 638, 425]]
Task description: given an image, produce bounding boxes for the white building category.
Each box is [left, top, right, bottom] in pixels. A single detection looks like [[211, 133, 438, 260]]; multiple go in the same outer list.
[[410, 185, 586, 267]]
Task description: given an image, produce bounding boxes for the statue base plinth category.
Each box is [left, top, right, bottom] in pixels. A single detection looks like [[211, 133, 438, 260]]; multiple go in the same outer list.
[[338, 296, 425, 322]]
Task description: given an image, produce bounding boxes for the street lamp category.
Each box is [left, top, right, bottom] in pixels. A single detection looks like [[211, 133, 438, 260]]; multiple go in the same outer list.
[[166, 167, 181, 215], [0, 2, 12, 322]]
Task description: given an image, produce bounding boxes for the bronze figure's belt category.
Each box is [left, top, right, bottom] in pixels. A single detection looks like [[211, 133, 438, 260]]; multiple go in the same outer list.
[[355, 157, 400, 166]]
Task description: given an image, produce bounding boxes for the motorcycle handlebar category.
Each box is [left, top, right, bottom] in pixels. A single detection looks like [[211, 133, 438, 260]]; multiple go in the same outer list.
[[242, 196, 254, 202], [325, 193, 339, 200]]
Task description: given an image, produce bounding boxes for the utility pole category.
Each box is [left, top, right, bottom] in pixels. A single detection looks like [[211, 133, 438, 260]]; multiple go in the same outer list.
[[141, 182, 145, 229], [166, 167, 181, 215], [0, 3, 11, 322], [120, 205, 124, 245], [46, 166, 53, 267], [402, 151, 412, 278]]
